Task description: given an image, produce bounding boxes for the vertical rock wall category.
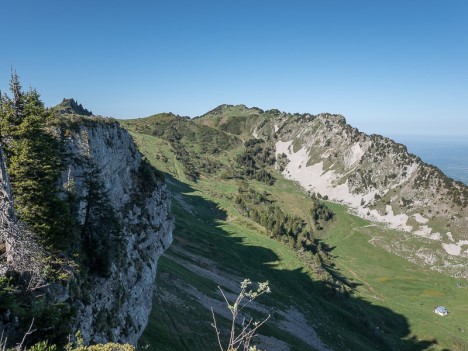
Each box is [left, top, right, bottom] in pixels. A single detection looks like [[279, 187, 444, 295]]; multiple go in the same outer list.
[[59, 120, 174, 345], [1, 118, 174, 346]]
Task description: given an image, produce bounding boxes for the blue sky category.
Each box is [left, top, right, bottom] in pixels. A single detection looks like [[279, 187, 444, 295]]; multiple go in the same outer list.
[[1, 0, 467, 137]]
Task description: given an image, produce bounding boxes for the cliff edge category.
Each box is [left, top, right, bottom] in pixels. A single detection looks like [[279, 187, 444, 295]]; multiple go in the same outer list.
[[58, 116, 174, 344], [0, 109, 173, 345]]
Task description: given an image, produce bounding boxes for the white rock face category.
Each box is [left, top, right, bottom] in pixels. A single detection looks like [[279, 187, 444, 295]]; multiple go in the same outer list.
[[267, 112, 468, 276], [344, 142, 366, 168], [1, 120, 172, 345], [442, 241, 468, 256], [276, 141, 415, 231], [413, 213, 429, 224], [58, 120, 174, 345]]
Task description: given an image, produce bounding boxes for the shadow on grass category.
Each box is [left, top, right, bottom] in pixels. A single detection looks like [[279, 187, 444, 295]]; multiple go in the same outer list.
[[313, 239, 362, 292], [144, 174, 438, 351]]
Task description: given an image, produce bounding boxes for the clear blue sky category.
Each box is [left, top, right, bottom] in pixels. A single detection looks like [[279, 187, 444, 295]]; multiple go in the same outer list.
[[1, 0, 467, 137]]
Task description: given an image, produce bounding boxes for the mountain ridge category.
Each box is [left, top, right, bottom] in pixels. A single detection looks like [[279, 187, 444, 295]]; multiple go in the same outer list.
[[122, 109, 468, 351], [131, 104, 467, 277]]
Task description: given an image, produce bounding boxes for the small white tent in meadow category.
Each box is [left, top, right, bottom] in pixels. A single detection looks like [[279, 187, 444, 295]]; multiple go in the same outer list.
[[434, 306, 448, 316]]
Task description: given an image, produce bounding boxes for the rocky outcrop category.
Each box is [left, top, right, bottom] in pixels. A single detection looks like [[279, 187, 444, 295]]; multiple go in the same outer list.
[[54, 98, 93, 116], [58, 117, 173, 344], [265, 113, 467, 277], [0, 116, 174, 345]]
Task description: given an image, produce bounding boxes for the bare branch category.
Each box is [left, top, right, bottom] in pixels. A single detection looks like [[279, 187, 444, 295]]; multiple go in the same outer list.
[[211, 307, 224, 351], [211, 279, 271, 351], [18, 318, 36, 350]]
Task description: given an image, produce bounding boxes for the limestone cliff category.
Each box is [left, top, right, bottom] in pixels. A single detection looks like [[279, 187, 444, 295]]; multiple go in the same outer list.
[[60, 116, 173, 344], [267, 113, 467, 277], [0, 115, 174, 345]]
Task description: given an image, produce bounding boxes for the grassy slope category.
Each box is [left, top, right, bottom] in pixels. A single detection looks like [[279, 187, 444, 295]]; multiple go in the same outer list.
[[324, 203, 468, 350], [123, 124, 468, 351]]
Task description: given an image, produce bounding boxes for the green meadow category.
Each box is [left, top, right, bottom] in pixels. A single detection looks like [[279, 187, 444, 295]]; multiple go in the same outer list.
[[123, 123, 468, 351], [325, 202, 468, 351]]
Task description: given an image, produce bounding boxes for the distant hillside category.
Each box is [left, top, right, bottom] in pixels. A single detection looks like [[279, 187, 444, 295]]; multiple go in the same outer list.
[[124, 105, 468, 277], [194, 104, 468, 277]]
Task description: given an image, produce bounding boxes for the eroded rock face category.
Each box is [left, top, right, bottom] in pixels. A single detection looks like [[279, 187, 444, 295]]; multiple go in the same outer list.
[[255, 112, 468, 277], [57, 119, 173, 344], [1, 117, 174, 345]]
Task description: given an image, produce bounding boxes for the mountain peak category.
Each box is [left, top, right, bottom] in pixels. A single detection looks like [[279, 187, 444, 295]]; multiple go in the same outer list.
[[200, 104, 264, 118], [54, 98, 93, 116]]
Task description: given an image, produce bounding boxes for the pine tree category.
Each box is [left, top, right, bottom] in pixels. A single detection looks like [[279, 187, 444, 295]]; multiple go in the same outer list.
[[0, 73, 76, 251], [9, 70, 24, 124]]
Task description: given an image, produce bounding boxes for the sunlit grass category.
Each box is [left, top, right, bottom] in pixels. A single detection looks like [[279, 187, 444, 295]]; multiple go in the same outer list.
[[125, 125, 468, 351]]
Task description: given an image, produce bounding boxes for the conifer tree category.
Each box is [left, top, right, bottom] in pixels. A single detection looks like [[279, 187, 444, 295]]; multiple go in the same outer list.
[[0, 73, 75, 251], [9, 70, 24, 123]]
